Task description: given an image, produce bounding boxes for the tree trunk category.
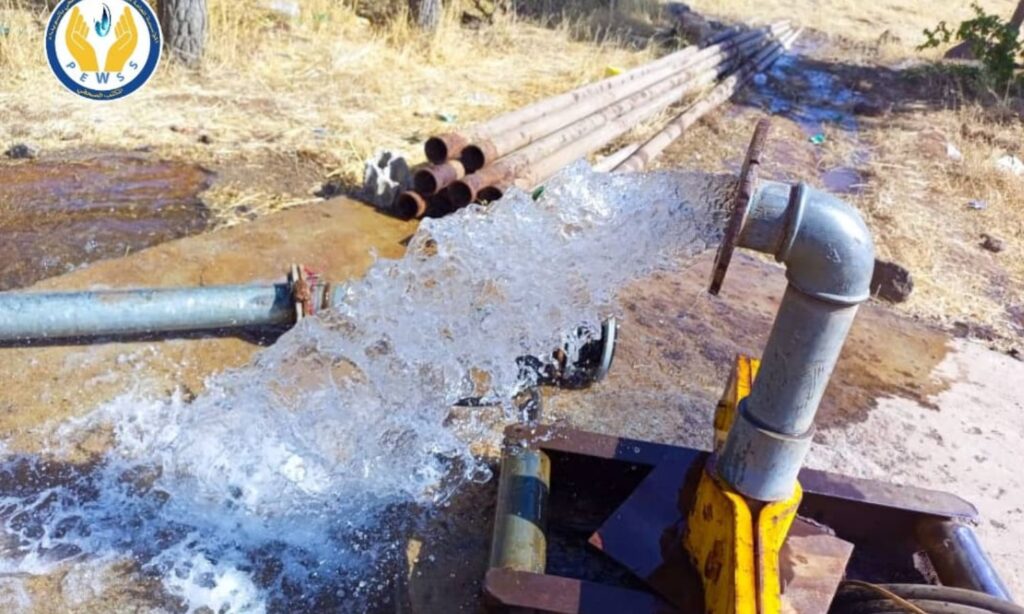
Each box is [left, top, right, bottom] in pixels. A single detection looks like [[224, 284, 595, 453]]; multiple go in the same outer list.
[[158, 0, 207, 67], [410, 0, 442, 31], [1012, 0, 1024, 28]]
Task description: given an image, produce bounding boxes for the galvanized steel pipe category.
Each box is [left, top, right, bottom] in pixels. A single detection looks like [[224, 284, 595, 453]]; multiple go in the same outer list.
[[917, 518, 1014, 601], [715, 178, 875, 501], [0, 282, 344, 341]]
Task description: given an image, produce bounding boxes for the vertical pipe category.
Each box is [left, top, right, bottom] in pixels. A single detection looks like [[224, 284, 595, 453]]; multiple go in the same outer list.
[[715, 180, 875, 501], [489, 445, 551, 573]]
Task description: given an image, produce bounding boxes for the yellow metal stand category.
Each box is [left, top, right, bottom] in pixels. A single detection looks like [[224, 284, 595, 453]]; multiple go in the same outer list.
[[686, 355, 802, 614]]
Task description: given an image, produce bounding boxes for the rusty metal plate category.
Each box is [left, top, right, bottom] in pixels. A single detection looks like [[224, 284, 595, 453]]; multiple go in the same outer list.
[[483, 568, 676, 614], [799, 468, 977, 520], [780, 519, 856, 613], [709, 118, 771, 295]]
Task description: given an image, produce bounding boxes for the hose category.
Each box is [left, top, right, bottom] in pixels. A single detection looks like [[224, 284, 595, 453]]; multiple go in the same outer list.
[[831, 582, 1024, 614]]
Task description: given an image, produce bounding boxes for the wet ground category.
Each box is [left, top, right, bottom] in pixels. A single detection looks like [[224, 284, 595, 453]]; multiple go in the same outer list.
[[0, 153, 212, 290], [0, 192, 1020, 610], [1, 29, 1022, 614]]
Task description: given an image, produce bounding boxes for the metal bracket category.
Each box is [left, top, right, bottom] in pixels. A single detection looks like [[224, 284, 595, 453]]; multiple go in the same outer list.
[[709, 118, 771, 295]]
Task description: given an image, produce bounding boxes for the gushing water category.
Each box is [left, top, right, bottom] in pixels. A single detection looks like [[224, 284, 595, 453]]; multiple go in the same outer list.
[[0, 164, 734, 612]]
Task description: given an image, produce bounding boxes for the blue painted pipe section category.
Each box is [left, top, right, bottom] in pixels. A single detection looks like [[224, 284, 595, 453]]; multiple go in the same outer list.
[[0, 284, 296, 341]]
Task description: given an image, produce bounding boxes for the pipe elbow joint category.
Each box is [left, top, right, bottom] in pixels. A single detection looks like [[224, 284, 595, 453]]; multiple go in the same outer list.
[[742, 181, 875, 306]]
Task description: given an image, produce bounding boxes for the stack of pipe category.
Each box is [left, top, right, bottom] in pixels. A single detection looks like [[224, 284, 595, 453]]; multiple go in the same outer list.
[[395, 21, 798, 218]]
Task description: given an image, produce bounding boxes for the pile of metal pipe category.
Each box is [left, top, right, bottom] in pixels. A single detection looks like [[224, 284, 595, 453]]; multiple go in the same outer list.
[[613, 28, 802, 173], [397, 21, 796, 217]]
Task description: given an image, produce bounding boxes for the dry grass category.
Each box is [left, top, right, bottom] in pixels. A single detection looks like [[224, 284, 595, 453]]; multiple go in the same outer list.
[[684, 0, 1018, 57], [0, 0, 659, 222], [2, 0, 1023, 343]]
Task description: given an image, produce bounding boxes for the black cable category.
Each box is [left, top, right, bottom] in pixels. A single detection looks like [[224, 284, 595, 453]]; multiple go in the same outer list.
[[832, 583, 1024, 614]]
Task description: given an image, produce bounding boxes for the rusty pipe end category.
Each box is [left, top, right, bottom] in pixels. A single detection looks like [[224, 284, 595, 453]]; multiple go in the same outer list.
[[478, 186, 504, 203], [461, 139, 498, 174], [413, 160, 466, 196], [448, 177, 481, 208], [425, 133, 470, 164], [395, 191, 429, 219]]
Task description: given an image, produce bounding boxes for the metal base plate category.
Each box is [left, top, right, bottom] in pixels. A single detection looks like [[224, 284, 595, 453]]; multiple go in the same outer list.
[[484, 425, 978, 613]]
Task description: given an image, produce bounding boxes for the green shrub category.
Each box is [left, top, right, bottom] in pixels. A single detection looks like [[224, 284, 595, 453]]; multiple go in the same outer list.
[[920, 2, 1022, 89]]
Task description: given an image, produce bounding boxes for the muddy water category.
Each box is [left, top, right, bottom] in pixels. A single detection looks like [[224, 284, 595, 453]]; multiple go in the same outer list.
[[0, 154, 212, 290]]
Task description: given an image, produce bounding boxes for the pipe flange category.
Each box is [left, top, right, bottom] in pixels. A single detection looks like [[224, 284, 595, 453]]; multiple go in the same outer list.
[[709, 118, 772, 295]]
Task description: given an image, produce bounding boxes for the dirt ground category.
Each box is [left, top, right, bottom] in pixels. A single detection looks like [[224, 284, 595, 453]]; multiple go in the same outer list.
[[1, 200, 1021, 610], [1, 0, 1023, 610]]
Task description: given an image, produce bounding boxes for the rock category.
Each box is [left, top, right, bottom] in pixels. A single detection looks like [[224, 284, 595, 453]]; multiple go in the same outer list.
[[870, 259, 913, 303], [262, 0, 299, 18], [4, 143, 37, 159], [358, 150, 413, 212], [462, 0, 508, 27], [946, 142, 963, 161], [952, 320, 997, 342], [996, 154, 1024, 176], [980, 233, 1005, 253]]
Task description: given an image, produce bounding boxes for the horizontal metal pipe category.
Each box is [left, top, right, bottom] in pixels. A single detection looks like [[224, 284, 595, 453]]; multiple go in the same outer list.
[[412, 160, 465, 196], [450, 28, 788, 205], [592, 143, 640, 172], [461, 24, 790, 172], [917, 518, 1013, 601], [0, 284, 299, 341], [511, 32, 792, 192], [395, 191, 430, 219], [614, 29, 800, 173], [424, 21, 788, 163]]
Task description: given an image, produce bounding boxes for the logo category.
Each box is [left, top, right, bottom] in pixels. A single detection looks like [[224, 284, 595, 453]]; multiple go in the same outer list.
[[45, 0, 161, 100]]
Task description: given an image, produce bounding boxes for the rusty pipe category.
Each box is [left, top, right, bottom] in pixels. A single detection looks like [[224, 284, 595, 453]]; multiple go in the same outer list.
[[614, 29, 800, 173], [460, 23, 790, 172], [450, 29, 789, 205], [412, 160, 465, 196], [394, 190, 430, 219], [424, 21, 788, 164]]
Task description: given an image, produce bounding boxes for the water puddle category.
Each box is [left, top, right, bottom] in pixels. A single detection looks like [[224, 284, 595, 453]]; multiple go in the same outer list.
[[0, 164, 734, 612], [0, 153, 212, 290], [738, 37, 870, 195]]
